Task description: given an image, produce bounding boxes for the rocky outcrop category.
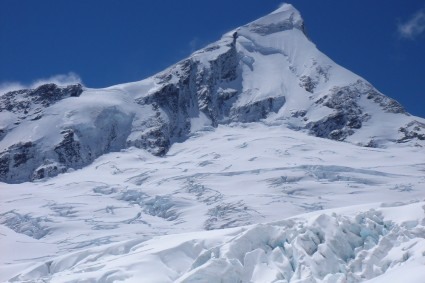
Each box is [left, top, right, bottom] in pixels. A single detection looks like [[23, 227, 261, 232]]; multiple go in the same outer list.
[[398, 121, 425, 143], [0, 91, 134, 183], [131, 38, 241, 155], [0, 83, 83, 112], [307, 80, 409, 142], [308, 81, 370, 141], [0, 83, 83, 146], [0, 84, 83, 124], [230, 96, 285, 123], [0, 141, 37, 182]]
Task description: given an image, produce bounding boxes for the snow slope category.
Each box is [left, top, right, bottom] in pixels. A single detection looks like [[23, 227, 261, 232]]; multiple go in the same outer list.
[[1, 3, 425, 283], [1, 123, 424, 282]]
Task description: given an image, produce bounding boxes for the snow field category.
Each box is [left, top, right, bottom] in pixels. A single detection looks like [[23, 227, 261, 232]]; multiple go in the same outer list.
[[1, 3, 425, 282], [1, 123, 424, 282]]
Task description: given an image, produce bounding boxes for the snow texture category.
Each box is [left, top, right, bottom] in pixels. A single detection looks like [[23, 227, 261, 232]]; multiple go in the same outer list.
[[1, 3, 425, 283]]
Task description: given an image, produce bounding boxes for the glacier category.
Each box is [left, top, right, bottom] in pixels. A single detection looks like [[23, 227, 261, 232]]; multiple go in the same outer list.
[[0, 3, 424, 283], [1, 123, 424, 282]]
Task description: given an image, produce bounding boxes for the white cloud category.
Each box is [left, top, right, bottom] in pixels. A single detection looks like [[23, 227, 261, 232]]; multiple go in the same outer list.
[[398, 7, 425, 39], [0, 72, 82, 95], [0, 82, 26, 95], [189, 37, 201, 53], [32, 72, 82, 88]]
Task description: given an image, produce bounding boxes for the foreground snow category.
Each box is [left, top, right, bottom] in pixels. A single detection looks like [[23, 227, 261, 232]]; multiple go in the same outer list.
[[3, 201, 425, 282], [1, 123, 424, 282]]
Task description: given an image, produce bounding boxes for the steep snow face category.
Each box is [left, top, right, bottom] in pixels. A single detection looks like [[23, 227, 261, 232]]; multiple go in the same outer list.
[[0, 3, 424, 183], [232, 5, 423, 145]]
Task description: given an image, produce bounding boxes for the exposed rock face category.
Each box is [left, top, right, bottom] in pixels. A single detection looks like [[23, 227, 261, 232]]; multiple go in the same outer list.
[[307, 80, 410, 141], [398, 121, 425, 143], [1, 4, 424, 183], [0, 142, 36, 182], [54, 129, 83, 165], [230, 96, 286, 123], [0, 83, 83, 144], [309, 81, 372, 141], [0, 83, 134, 183], [132, 38, 240, 155], [0, 83, 83, 123]]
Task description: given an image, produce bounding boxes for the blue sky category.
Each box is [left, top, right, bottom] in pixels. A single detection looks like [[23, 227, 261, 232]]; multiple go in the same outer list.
[[1, 0, 424, 117]]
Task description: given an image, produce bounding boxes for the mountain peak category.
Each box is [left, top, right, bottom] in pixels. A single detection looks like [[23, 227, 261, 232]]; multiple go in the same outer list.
[[0, 4, 424, 183], [242, 3, 304, 35], [271, 3, 297, 14]]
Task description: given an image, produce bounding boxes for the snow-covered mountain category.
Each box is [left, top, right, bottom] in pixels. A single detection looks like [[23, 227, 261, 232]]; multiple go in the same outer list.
[[1, 4, 424, 183], [1, 4, 424, 283]]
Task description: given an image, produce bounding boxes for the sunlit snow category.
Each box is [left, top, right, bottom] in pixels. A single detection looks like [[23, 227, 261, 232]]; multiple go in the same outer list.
[[1, 3, 424, 283]]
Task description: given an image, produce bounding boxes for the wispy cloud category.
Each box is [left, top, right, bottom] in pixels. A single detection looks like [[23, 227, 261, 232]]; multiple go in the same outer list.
[[32, 72, 82, 88], [398, 7, 425, 39], [0, 72, 82, 95], [0, 82, 26, 95], [189, 37, 202, 53]]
